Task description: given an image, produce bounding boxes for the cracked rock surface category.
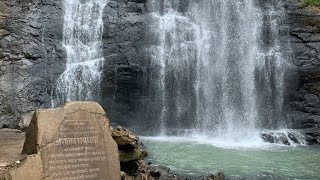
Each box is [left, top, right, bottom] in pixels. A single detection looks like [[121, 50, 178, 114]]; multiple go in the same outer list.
[[0, 0, 65, 128], [284, 1, 320, 142]]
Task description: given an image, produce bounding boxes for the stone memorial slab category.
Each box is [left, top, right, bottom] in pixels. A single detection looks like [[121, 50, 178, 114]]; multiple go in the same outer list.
[[21, 101, 120, 180]]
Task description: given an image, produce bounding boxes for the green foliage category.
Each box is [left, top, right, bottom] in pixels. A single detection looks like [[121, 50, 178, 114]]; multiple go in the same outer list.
[[301, 0, 320, 7]]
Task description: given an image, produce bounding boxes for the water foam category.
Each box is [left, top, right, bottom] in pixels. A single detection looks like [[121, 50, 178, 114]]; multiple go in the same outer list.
[[141, 129, 306, 149]]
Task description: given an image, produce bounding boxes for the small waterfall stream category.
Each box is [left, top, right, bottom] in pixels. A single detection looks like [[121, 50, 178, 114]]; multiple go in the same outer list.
[[148, 0, 201, 134], [147, 0, 291, 144], [52, 0, 108, 106]]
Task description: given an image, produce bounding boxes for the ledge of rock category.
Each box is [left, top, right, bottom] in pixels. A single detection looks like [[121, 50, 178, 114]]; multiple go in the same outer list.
[[112, 126, 141, 151], [112, 126, 148, 163]]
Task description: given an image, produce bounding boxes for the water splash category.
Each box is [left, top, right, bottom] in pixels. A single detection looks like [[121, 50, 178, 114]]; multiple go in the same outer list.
[[52, 0, 108, 106], [141, 128, 306, 149], [261, 129, 307, 146], [147, 0, 203, 134]]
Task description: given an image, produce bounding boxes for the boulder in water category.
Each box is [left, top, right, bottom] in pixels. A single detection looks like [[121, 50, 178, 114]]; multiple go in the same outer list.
[[261, 133, 275, 143], [261, 132, 289, 144], [288, 133, 299, 144], [260, 130, 306, 146], [112, 126, 148, 163], [112, 126, 140, 151]]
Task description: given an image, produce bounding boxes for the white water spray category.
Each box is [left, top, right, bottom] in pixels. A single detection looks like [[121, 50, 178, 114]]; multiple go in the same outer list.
[[147, 0, 295, 146], [52, 0, 108, 106]]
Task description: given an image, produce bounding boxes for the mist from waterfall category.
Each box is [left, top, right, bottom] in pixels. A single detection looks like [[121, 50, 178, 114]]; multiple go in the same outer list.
[[146, 0, 287, 142], [52, 0, 108, 106]]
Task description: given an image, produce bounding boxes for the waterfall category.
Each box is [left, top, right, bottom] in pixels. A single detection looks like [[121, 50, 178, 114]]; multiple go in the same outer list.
[[147, 0, 200, 134], [52, 0, 108, 106], [147, 0, 288, 141]]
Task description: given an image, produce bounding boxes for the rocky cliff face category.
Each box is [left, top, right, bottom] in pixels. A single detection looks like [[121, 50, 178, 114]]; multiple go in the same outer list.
[[101, 0, 320, 133], [0, 0, 320, 135], [283, 0, 320, 143], [0, 0, 65, 128], [0, 0, 150, 129], [101, 0, 149, 129]]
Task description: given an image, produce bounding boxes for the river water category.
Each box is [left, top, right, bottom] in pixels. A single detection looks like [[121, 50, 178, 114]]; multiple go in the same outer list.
[[141, 136, 320, 179]]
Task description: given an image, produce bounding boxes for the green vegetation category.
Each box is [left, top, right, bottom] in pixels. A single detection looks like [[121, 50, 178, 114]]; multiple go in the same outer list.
[[301, 0, 320, 7]]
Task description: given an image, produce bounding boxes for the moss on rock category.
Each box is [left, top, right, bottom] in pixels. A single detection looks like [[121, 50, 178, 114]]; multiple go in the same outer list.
[[301, 0, 320, 7]]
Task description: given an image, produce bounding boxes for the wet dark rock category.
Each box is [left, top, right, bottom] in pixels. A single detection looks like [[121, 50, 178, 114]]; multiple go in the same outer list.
[[283, 1, 320, 144], [288, 133, 300, 144], [261, 133, 275, 143], [279, 135, 290, 146], [261, 132, 289, 145], [205, 172, 225, 180], [0, 0, 65, 128], [300, 114, 320, 144], [302, 124, 320, 144], [260, 131, 306, 146], [101, 0, 149, 129]]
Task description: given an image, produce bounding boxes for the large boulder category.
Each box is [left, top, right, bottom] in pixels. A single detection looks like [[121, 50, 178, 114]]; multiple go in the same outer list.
[[13, 101, 121, 180]]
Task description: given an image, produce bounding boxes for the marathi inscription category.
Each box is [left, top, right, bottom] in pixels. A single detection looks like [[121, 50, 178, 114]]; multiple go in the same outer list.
[[21, 102, 120, 180], [54, 136, 98, 146], [44, 119, 109, 180]]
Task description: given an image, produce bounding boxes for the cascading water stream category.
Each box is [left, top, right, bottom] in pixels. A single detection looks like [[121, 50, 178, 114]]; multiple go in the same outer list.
[[148, 4, 200, 135], [52, 0, 108, 106], [146, 0, 296, 145]]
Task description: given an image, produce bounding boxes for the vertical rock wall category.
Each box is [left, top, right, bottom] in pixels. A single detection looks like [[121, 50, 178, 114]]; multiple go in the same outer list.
[[101, 0, 149, 129], [284, 1, 320, 142], [285, 2, 320, 119], [101, 0, 320, 133], [0, 0, 65, 128]]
